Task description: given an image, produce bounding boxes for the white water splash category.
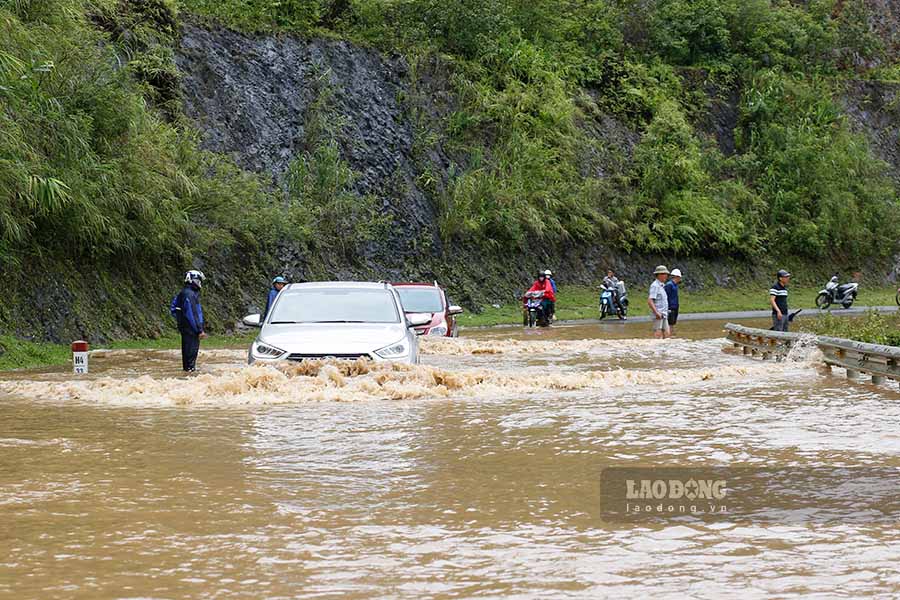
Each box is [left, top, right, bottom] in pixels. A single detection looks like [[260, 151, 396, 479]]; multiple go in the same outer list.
[[0, 358, 791, 407]]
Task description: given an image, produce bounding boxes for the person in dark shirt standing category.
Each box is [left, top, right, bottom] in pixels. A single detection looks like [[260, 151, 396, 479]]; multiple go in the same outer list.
[[769, 269, 791, 332], [263, 276, 288, 321], [664, 268, 682, 336], [170, 270, 206, 372]]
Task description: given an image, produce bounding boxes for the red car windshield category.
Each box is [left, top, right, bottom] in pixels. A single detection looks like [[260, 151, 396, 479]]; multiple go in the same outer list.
[[396, 287, 444, 313]]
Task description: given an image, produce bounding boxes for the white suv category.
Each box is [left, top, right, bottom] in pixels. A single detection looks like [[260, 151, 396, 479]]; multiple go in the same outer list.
[[242, 282, 430, 365]]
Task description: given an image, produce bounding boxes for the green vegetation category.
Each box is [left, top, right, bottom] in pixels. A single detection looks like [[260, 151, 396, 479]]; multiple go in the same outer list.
[[803, 311, 900, 346], [1, 0, 264, 260], [180, 0, 900, 259], [1, 0, 899, 344], [0, 335, 72, 371]]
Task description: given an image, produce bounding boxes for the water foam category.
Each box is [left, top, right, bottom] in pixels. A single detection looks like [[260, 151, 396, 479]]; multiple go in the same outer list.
[[420, 336, 683, 356], [0, 358, 784, 407], [784, 333, 824, 363]]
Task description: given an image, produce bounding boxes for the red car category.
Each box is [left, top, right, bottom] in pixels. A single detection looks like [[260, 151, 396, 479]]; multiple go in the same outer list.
[[392, 282, 463, 337]]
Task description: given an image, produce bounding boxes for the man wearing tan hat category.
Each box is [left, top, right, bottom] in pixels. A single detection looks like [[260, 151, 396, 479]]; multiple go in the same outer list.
[[648, 265, 671, 339]]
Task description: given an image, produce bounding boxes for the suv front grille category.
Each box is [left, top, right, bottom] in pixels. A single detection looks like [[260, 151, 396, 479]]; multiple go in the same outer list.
[[286, 353, 370, 362]]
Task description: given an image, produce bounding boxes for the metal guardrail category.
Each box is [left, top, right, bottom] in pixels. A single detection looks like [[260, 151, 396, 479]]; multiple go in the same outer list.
[[725, 323, 900, 388]]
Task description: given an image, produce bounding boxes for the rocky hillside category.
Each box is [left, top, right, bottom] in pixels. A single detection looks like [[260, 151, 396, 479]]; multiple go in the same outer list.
[[176, 23, 443, 268]]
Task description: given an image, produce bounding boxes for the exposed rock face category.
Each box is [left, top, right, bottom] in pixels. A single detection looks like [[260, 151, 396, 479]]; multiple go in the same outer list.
[[862, 0, 900, 62], [176, 23, 443, 257], [839, 80, 900, 184]]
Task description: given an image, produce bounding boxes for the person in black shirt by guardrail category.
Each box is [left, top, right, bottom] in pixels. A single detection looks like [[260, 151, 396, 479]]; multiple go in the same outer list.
[[769, 269, 791, 332]]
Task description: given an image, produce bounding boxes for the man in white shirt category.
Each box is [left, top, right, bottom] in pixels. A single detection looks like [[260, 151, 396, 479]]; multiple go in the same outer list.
[[647, 265, 670, 339]]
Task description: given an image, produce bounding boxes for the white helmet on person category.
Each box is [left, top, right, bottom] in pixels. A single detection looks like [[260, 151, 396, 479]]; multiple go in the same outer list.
[[544, 269, 553, 276], [184, 270, 205, 288], [670, 268, 682, 278]]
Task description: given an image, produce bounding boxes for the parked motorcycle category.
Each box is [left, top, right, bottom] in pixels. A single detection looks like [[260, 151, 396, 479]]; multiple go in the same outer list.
[[523, 290, 550, 327], [815, 276, 859, 309], [599, 281, 628, 320]]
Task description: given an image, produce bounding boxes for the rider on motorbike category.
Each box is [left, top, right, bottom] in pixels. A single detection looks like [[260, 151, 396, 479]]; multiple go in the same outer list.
[[528, 272, 556, 322], [602, 269, 623, 313]]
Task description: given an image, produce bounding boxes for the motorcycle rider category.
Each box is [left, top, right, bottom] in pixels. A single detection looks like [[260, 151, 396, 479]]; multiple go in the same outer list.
[[544, 270, 557, 294], [603, 269, 619, 290], [170, 270, 207, 372], [263, 276, 288, 320], [528, 272, 556, 323], [769, 269, 791, 332], [602, 269, 623, 315], [544, 270, 557, 320]]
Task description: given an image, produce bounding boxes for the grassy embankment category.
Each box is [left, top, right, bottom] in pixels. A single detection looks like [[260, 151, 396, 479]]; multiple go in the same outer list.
[[458, 285, 900, 327], [0, 332, 255, 372], [802, 310, 900, 346]]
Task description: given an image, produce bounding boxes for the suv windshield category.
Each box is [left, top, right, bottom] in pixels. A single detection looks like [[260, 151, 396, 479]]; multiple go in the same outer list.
[[268, 288, 400, 324], [396, 287, 444, 313]]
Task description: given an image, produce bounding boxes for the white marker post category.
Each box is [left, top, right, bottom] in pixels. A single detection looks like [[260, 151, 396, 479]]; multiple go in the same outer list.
[[72, 340, 89, 374]]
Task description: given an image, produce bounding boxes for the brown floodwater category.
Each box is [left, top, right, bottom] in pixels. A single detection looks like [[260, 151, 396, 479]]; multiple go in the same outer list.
[[2, 320, 900, 598]]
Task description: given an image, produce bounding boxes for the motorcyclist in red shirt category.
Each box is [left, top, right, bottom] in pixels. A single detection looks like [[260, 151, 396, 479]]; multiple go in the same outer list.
[[527, 272, 556, 321]]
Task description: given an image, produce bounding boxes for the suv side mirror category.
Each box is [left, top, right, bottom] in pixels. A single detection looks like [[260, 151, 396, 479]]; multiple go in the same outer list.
[[242, 314, 262, 327], [407, 313, 432, 328], [448, 305, 464, 316]]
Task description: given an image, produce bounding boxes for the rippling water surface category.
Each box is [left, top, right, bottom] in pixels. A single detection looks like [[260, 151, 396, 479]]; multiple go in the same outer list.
[[2, 318, 899, 598]]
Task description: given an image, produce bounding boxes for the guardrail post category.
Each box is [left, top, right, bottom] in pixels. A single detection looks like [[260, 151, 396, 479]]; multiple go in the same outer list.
[[742, 346, 750, 355]]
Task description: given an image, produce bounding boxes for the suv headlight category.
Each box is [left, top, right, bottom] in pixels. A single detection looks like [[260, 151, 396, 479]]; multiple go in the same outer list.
[[428, 325, 448, 336], [252, 341, 286, 359], [375, 340, 409, 359]]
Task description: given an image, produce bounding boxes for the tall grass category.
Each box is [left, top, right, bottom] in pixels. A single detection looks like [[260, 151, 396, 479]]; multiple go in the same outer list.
[[0, 0, 287, 266]]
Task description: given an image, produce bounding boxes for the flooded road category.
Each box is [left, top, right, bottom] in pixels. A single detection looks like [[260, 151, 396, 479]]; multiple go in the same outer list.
[[2, 319, 900, 598]]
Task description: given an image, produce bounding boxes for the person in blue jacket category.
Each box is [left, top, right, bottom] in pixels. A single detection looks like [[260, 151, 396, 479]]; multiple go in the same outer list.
[[664, 268, 682, 336], [170, 270, 206, 372], [263, 276, 288, 321]]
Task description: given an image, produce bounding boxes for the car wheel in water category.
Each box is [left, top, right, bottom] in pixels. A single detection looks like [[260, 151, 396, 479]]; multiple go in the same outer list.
[[815, 293, 831, 310]]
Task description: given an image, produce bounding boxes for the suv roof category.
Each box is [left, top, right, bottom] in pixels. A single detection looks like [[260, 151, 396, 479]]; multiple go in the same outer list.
[[285, 281, 394, 290]]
